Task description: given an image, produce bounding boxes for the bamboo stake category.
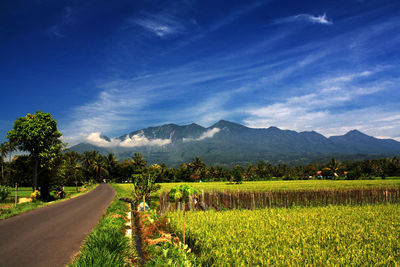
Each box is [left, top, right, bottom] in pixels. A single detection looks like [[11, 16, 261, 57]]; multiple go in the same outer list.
[[14, 183, 17, 206], [182, 203, 186, 244]]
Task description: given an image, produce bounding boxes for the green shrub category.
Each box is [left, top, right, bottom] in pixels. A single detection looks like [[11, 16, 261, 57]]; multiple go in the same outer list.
[[0, 186, 10, 201]]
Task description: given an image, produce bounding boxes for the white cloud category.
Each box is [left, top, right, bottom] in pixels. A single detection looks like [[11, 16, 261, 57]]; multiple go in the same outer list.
[[84, 131, 171, 148], [85, 132, 120, 147], [183, 128, 221, 142], [275, 13, 333, 25], [321, 70, 374, 84], [120, 132, 171, 147]]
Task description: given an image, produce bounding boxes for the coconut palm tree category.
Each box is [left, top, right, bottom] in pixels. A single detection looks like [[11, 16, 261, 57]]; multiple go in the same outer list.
[[131, 153, 147, 173], [328, 158, 341, 178]]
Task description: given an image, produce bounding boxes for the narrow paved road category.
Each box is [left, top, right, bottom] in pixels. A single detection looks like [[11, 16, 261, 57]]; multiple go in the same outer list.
[[0, 183, 116, 267]]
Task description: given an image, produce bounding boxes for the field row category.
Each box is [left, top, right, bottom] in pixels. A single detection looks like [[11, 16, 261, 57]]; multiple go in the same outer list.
[[160, 187, 400, 212], [167, 204, 400, 266], [158, 179, 400, 192]]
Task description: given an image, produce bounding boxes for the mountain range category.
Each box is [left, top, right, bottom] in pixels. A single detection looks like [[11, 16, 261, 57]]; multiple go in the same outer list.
[[70, 120, 400, 167]]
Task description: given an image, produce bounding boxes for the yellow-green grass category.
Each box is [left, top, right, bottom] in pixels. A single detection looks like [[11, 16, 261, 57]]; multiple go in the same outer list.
[[158, 179, 400, 193], [168, 204, 400, 266]]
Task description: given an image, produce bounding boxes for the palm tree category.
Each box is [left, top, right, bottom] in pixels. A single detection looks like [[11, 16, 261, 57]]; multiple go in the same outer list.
[[81, 151, 100, 181], [328, 158, 341, 178], [104, 153, 118, 180], [64, 151, 82, 190], [131, 153, 147, 173], [91, 154, 108, 182]]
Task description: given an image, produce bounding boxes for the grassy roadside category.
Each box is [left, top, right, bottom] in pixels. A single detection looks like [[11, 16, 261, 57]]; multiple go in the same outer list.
[[0, 184, 98, 220], [69, 184, 133, 267]]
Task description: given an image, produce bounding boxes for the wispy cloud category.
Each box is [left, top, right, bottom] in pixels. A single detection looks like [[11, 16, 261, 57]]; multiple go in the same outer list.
[[275, 13, 333, 25], [132, 13, 184, 37], [47, 6, 77, 38], [242, 69, 398, 138], [183, 128, 221, 142], [62, 7, 400, 145]]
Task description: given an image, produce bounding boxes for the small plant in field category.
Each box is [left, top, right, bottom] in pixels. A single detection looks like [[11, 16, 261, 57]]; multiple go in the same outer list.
[[169, 185, 200, 244], [147, 241, 198, 267], [0, 186, 10, 201], [30, 190, 40, 201]]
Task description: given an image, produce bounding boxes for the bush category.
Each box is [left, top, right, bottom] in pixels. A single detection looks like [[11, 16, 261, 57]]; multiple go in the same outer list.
[[30, 190, 40, 201], [0, 186, 10, 201]]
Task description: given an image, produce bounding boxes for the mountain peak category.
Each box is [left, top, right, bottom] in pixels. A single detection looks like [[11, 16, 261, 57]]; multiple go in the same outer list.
[[266, 126, 281, 131], [211, 120, 248, 129], [345, 129, 365, 136]]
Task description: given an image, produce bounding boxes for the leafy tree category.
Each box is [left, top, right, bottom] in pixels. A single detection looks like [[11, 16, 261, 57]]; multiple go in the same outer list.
[[232, 164, 243, 184], [7, 111, 63, 199], [131, 168, 161, 209], [169, 185, 200, 244]]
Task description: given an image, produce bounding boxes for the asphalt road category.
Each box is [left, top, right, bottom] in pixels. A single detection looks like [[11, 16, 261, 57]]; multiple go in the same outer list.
[[0, 183, 116, 267]]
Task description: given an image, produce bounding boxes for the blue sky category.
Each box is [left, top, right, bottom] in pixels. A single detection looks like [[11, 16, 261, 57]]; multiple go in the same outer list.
[[1, 0, 400, 145]]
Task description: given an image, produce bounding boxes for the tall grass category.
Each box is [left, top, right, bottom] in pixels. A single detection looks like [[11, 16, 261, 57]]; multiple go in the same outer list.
[[69, 184, 133, 267]]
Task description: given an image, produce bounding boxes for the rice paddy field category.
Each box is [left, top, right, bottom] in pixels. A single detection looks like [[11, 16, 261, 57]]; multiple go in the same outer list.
[[167, 204, 400, 266], [156, 180, 400, 265], [158, 179, 400, 192]]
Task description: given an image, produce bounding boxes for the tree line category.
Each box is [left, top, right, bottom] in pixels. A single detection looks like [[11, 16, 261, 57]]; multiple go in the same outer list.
[[1, 111, 400, 200]]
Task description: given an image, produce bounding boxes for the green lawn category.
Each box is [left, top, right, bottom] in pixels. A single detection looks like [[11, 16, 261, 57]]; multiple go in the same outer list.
[[157, 179, 400, 192]]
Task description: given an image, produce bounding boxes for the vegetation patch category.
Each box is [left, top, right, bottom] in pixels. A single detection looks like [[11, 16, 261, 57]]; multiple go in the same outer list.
[[167, 204, 400, 266], [69, 184, 133, 267], [158, 179, 400, 193], [138, 209, 198, 267]]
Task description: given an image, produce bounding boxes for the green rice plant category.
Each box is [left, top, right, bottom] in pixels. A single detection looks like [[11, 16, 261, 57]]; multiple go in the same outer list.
[[147, 242, 199, 267], [167, 204, 400, 266]]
